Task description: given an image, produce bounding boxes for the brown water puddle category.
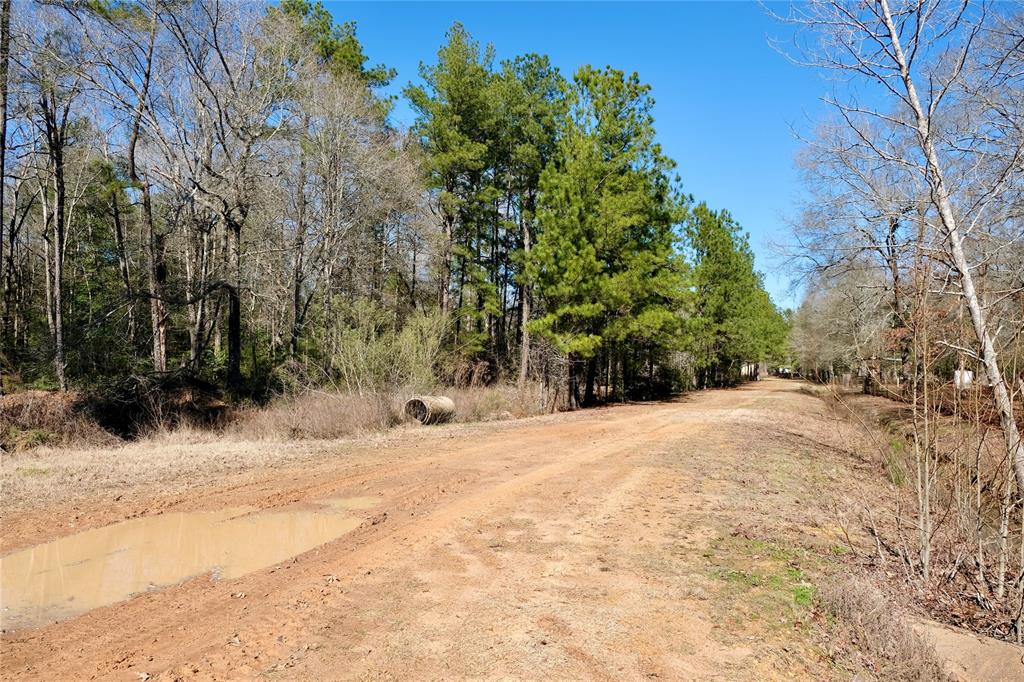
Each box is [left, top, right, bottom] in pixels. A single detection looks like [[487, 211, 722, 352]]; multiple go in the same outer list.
[[0, 498, 376, 630]]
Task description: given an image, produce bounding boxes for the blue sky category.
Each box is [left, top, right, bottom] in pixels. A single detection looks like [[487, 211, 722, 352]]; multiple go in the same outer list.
[[326, 1, 833, 309]]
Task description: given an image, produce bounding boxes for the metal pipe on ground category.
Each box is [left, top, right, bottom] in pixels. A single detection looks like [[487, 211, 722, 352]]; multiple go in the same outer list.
[[404, 396, 455, 425]]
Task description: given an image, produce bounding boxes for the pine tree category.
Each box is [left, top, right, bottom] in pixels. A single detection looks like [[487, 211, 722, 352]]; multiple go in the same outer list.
[[492, 54, 566, 382], [271, 0, 394, 89], [685, 204, 786, 387], [527, 66, 686, 405], [405, 23, 498, 357]]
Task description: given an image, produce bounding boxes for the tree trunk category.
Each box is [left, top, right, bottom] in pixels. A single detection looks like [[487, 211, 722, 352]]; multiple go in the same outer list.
[[567, 352, 579, 409], [0, 0, 9, 393], [438, 207, 453, 316], [517, 210, 532, 387], [110, 193, 135, 344], [611, 344, 619, 399], [583, 356, 597, 405], [2, 184, 24, 371], [148, 227, 167, 373], [50, 169, 67, 391], [454, 257, 465, 342], [322, 261, 334, 371], [186, 223, 211, 370], [886, 216, 910, 388], [289, 151, 308, 357], [40, 91, 68, 390], [226, 218, 242, 387], [126, 14, 165, 373], [880, 0, 1024, 491]]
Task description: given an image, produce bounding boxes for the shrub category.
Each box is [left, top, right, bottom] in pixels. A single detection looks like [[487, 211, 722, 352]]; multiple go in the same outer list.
[[819, 577, 952, 681], [447, 383, 548, 422], [0, 390, 118, 451], [331, 301, 448, 393]]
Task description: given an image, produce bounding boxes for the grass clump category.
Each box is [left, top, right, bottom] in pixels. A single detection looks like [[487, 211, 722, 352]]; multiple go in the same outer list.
[[792, 584, 815, 607], [448, 383, 547, 422], [884, 438, 907, 486], [227, 391, 399, 441], [818, 576, 952, 681], [15, 466, 51, 477]]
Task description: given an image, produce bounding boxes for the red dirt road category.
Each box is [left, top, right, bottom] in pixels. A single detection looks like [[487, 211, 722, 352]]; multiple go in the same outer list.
[[0, 381, 924, 679]]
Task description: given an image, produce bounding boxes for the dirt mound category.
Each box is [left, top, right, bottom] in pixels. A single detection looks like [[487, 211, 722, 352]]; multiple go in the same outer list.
[[915, 619, 1024, 682], [0, 391, 119, 451]]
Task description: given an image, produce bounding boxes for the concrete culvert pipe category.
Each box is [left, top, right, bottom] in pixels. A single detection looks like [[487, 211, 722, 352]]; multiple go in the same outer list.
[[404, 396, 455, 425]]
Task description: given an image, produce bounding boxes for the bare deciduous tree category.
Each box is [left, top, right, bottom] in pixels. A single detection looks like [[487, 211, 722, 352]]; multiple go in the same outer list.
[[783, 0, 1024, 490]]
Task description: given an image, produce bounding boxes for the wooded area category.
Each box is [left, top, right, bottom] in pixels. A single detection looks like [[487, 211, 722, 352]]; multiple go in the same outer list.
[[5, 0, 1024, 666], [784, 1, 1024, 642], [0, 0, 786, 408]]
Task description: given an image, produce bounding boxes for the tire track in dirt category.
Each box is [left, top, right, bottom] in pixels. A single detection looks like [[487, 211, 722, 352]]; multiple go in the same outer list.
[[2, 383, 827, 681], [1, 403, 688, 555], [2, 399, 713, 680]]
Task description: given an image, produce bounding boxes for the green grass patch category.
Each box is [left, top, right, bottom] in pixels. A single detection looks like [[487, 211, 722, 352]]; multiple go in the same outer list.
[[885, 438, 907, 486], [16, 466, 51, 477], [792, 584, 815, 607], [704, 533, 823, 634], [2, 427, 56, 452]]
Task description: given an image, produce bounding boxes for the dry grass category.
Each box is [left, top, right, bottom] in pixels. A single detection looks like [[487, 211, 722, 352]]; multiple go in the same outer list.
[[447, 383, 549, 422], [0, 436, 350, 512], [227, 390, 399, 440], [817, 387, 1024, 640], [224, 383, 550, 439], [0, 383, 553, 511], [2, 382, 553, 452], [819, 576, 953, 681]]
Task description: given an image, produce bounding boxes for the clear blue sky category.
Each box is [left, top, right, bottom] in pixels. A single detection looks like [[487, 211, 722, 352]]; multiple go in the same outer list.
[[326, 1, 831, 309]]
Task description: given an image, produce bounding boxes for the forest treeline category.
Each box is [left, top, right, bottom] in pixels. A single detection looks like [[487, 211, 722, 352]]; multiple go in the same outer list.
[[782, 2, 1024, 643], [0, 0, 786, 406]]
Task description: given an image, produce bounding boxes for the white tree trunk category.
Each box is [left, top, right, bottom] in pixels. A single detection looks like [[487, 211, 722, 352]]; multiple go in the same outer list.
[[879, 0, 1024, 491]]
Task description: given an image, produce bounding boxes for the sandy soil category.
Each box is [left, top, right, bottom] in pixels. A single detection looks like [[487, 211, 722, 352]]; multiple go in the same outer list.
[[1, 379, 1020, 681]]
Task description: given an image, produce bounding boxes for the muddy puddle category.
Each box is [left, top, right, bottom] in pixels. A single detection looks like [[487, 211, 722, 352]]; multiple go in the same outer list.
[[0, 498, 375, 630]]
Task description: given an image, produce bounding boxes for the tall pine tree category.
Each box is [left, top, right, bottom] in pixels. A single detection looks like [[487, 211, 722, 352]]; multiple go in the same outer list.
[[405, 23, 498, 358], [527, 66, 686, 405]]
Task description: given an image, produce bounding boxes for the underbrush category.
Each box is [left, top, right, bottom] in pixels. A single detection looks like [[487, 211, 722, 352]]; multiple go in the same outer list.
[[2, 382, 554, 451], [701, 536, 952, 680], [819, 577, 951, 681], [447, 383, 549, 422], [223, 383, 549, 441], [0, 390, 119, 451], [693, 389, 962, 680], [226, 391, 399, 441], [806, 385, 1024, 644]]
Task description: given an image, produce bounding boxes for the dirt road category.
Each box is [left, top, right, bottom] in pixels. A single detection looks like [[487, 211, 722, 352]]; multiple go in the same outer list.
[[0, 380, 991, 680]]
